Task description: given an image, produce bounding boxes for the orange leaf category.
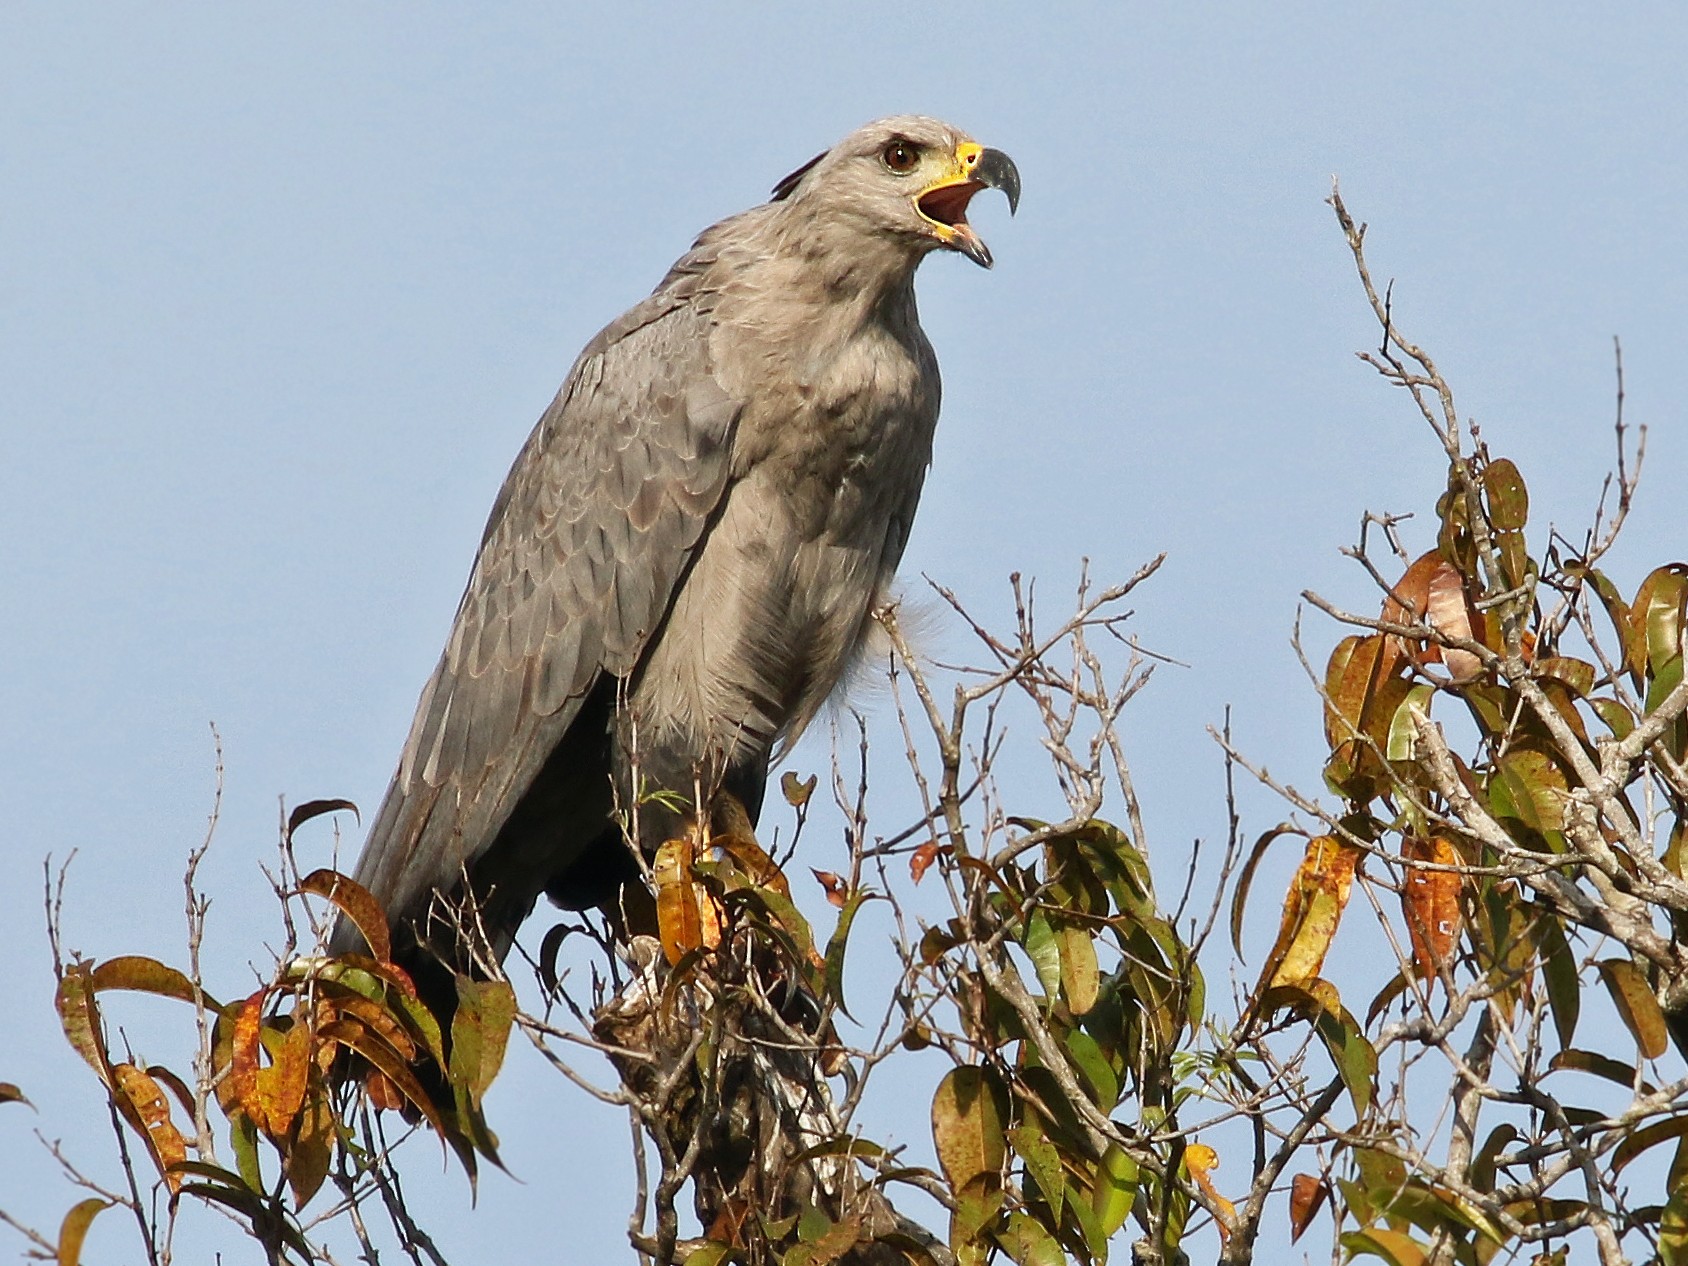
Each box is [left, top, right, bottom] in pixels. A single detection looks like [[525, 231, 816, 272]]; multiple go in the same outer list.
[[654, 837, 720, 966], [1259, 836, 1361, 991], [1401, 837, 1462, 980], [1185, 1143, 1235, 1242], [112, 1063, 188, 1192], [812, 869, 847, 908], [252, 1021, 312, 1137], [1289, 1173, 1329, 1243], [910, 842, 940, 884], [230, 990, 266, 1123]]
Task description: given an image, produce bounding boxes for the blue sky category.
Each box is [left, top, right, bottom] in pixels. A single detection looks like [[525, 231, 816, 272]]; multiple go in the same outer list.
[[4, 5, 1687, 1261]]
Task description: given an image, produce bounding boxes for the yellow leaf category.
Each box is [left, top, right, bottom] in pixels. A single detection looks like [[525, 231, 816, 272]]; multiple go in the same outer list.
[[1258, 836, 1362, 992]]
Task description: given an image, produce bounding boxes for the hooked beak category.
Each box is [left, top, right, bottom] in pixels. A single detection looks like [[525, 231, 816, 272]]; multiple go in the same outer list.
[[915, 143, 1021, 269]]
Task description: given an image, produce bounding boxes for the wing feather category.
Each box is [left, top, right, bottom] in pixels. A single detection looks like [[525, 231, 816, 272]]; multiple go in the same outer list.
[[347, 287, 740, 934]]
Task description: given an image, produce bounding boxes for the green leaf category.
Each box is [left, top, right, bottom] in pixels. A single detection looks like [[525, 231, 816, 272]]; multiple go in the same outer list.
[[1341, 1226, 1429, 1265], [1533, 914, 1580, 1050], [683, 1243, 732, 1266], [822, 890, 881, 1020], [1063, 1028, 1120, 1110], [1008, 1119, 1063, 1223], [1386, 684, 1436, 761], [1021, 909, 1062, 1001], [995, 1211, 1065, 1266], [1092, 1142, 1138, 1236], [1660, 1135, 1688, 1266], [1313, 1003, 1377, 1117]]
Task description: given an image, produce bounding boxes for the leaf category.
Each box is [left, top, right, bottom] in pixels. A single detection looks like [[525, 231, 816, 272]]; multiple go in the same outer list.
[[1400, 836, 1461, 979], [1021, 909, 1062, 1000], [654, 837, 712, 966], [684, 1242, 732, 1266], [55, 963, 111, 1084], [1055, 920, 1100, 1016], [1385, 684, 1436, 761], [1550, 1048, 1653, 1091], [910, 841, 940, 884], [251, 1020, 311, 1137], [1290, 1173, 1329, 1243], [1341, 1225, 1429, 1265], [112, 1063, 188, 1191], [823, 890, 880, 1020], [1660, 1135, 1688, 1266], [811, 869, 846, 908], [996, 1211, 1065, 1266], [0, 1082, 31, 1109], [1091, 1142, 1138, 1237], [1230, 823, 1303, 960], [1008, 1119, 1062, 1222], [286, 1089, 334, 1207], [1258, 835, 1362, 991], [931, 1066, 1008, 1191], [1534, 915, 1581, 1049], [55, 1197, 111, 1266], [229, 990, 266, 1121], [1632, 564, 1688, 679], [780, 771, 817, 808], [300, 869, 390, 963], [1613, 1115, 1688, 1175], [90, 955, 212, 1007], [1063, 1028, 1119, 1110], [1312, 998, 1378, 1116], [451, 977, 516, 1103], [1598, 958, 1669, 1059], [1484, 457, 1529, 531], [1185, 1143, 1236, 1242], [286, 798, 360, 842]]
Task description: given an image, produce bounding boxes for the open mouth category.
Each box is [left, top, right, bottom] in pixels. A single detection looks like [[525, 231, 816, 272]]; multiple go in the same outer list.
[[916, 180, 985, 230]]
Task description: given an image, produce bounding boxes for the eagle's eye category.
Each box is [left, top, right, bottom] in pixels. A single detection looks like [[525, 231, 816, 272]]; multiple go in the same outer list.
[[880, 140, 921, 174]]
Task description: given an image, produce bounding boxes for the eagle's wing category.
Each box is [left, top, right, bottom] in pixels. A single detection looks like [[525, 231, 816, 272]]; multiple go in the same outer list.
[[347, 272, 740, 936]]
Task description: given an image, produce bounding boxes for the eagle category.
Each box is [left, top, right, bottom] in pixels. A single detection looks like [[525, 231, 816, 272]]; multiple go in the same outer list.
[[334, 115, 1019, 986]]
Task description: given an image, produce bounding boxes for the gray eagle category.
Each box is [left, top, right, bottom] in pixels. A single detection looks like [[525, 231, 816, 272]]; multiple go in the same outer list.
[[336, 115, 1019, 977]]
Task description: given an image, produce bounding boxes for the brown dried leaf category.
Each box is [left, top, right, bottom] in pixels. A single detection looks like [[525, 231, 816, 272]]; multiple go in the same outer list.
[[55, 963, 111, 1084], [299, 869, 391, 964], [910, 841, 940, 884], [1401, 836, 1462, 980], [1289, 1173, 1329, 1243], [285, 798, 360, 843], [811, 869, 847, 909], [252, 1020, 312, 1137]]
